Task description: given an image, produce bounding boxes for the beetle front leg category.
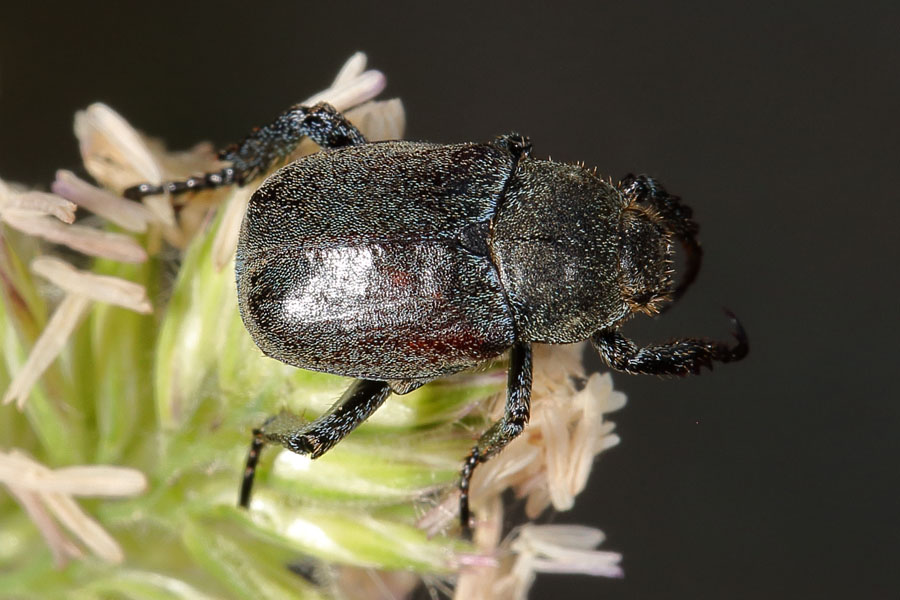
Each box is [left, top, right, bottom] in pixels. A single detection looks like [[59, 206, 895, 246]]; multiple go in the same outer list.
[[125, 102, 367, 200], [239, 378, 391, 508], [459, 342, 532, 533], [591, 311, 748, 376]]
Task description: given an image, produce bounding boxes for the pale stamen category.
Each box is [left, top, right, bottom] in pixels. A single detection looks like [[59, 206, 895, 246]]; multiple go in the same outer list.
[[0, 449, 147, 566], [0, 179, 76, 224], [32, 256, 152, 314], [1, 213, 147, 263], [51, 170, 153, 233]]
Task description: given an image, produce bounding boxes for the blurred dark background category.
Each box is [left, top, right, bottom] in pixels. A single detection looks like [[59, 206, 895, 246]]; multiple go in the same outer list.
[[2, 2, 898, 598]]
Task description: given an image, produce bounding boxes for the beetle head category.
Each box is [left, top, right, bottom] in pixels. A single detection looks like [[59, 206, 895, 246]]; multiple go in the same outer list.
[[618, 204, 675, 316]]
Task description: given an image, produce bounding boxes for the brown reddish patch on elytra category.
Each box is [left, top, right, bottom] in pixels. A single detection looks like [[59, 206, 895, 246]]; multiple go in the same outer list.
[[387, 268, 413, 288], [404, 326, 502, 363]]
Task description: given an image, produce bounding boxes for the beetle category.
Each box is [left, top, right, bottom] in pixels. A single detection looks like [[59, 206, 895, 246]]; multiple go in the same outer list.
[[124, 101, 748, 531]]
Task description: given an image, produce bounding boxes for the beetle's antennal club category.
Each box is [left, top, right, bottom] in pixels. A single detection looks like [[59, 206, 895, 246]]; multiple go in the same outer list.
[[618, 173, 703, 304]]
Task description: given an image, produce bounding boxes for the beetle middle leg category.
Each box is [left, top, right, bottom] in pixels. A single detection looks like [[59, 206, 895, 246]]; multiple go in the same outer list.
[[618, 173, 702, 301], [239, 378, 391, 508], [459, 342, 533, 532], [591, 310, 748, 376], [124, 102, 366, 200]]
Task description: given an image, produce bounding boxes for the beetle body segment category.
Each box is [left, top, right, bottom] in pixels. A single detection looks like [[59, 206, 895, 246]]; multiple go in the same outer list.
[[236, 141, 518, 383], [492, 159, 632, 343]]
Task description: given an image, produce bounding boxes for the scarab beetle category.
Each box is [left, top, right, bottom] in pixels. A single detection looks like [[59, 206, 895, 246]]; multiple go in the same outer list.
[[125, 101, 748, 531]]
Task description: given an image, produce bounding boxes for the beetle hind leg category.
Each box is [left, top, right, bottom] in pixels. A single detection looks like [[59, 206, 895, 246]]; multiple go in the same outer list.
[[459, 342, 532, 534], [239, 378, 391, 508], [125, 102, 367, 200]]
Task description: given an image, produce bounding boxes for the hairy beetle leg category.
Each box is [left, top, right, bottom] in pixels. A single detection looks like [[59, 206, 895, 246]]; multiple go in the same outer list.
[[238, 379, 391, 508], [124, 102, 367, 200], [591, 310, 749, 376], [459, 342, 533, 534]]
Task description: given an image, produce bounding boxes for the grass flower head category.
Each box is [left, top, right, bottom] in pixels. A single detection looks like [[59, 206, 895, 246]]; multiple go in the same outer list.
[[0, 53, 624, 599]]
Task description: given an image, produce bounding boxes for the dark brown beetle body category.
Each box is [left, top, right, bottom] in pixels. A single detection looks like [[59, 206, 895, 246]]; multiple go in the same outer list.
[[124, 101, 747, 532], [235, 139, 645, 390]]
